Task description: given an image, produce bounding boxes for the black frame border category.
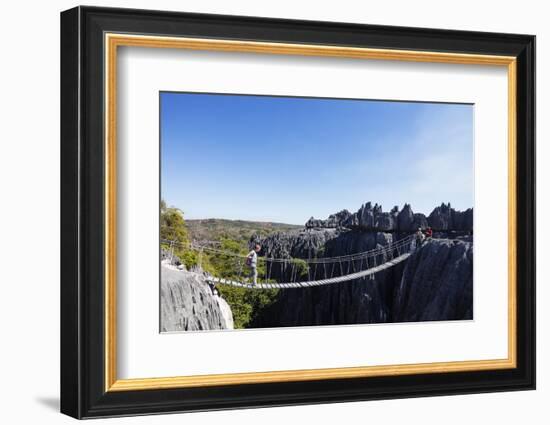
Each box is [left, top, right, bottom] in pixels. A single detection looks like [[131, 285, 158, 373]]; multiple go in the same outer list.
[[60, 6, 535, 419]]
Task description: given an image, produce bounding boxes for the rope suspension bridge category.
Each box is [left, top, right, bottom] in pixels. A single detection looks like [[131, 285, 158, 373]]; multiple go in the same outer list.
[[162, 233, 422, 290]]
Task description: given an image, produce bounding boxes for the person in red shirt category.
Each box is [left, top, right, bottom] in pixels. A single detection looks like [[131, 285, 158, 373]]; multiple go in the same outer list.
[[425, 227, 433, 239]]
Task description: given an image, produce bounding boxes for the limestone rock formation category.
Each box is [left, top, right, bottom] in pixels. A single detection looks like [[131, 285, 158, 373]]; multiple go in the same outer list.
[[251, 231, 472, 328], [393, 239, 473, 321], [397, 203, 415, 231], [305, 209, 352, 229], [427, 202, 473, 231], [257, 228, 341, 260], [413, 213, 429, 230], [161, 265, 233, 332], [305, 202, 473, 233], [161, 248, 184, 268]]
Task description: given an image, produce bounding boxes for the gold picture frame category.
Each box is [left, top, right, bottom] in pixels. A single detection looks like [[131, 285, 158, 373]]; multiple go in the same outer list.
[[105, 34, 517, 392]]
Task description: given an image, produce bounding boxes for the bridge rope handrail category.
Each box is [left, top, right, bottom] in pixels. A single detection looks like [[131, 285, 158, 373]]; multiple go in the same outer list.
[[205, 251, 413, 289], [161, 234, 417, 265]]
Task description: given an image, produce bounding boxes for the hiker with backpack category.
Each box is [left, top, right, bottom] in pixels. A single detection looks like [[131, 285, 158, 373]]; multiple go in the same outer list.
[[246, 243, 261, 286]]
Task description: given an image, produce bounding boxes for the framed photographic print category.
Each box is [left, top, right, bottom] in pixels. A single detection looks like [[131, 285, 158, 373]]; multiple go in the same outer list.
[[60, 6, 535, 419]]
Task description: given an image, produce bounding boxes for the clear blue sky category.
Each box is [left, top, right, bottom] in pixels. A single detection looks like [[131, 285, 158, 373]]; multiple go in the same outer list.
[[161, 92, 473, 225]]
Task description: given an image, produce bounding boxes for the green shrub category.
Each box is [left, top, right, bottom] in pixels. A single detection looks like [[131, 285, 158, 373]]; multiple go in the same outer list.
[[291, 258, 310, 279], [216, 285, 279, 329]]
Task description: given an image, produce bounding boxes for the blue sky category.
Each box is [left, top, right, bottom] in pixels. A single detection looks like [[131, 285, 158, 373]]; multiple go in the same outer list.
[[161, 92, 473, 225]]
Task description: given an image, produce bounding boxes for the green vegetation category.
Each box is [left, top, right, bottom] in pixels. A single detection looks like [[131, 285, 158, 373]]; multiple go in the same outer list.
[[160, 201, 207, 271], [185, 218, 301, 244], [160, 200, 188, 242], [290, 258, 310, 280], [160, 201, 287, 329]]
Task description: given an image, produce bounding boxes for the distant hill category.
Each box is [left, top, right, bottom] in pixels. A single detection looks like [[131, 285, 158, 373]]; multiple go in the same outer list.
[[186, 218, 302, 245]]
